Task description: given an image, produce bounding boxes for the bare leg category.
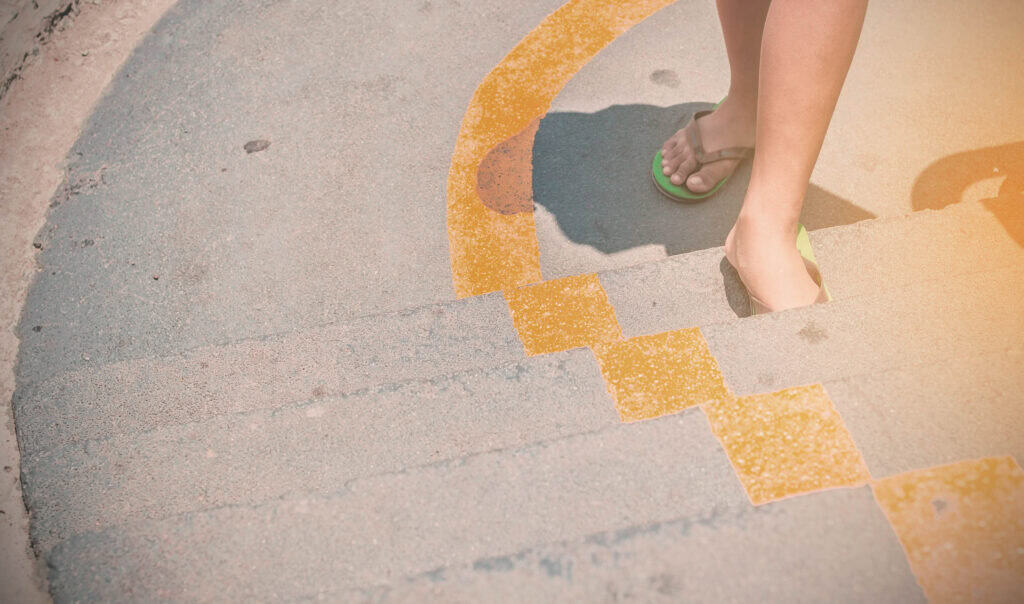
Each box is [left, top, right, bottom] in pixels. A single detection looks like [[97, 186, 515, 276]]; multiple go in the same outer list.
[[660, 0, 770, 192], [725, 0, 868, 310]]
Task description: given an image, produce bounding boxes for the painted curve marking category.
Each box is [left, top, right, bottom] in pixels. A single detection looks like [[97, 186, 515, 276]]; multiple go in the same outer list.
[[446, 0, 676, 298]]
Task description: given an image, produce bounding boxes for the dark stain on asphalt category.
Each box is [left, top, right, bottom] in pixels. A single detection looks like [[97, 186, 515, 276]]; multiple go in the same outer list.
[[32, 326, 42, 333], [539, 557, 565, 578], [797, 321, 828, 344], [244, 139, 271, 154], [82, 239, 94, 247], [473, 555, 515, 572], [650, 572, 681, 596], [650, 69, 680, 88]]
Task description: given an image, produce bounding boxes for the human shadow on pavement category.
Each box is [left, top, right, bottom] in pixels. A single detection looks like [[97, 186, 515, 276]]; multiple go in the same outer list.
[[912, 141, 1024, 247], [532, 103, 876, 258]]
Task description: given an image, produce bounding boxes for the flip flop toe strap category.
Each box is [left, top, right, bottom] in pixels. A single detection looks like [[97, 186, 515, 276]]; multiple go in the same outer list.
[[685, 109, 754, 168]]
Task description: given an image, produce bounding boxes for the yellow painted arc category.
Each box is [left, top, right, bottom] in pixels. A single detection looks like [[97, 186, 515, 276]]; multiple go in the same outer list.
[[447, 0, 677, 298]]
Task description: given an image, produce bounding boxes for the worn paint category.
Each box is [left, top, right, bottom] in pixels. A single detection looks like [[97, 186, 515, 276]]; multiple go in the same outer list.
[[592, 329, 730, 422], [872, 457, 1024, 603], [703, 384, 871, 505], [477, 118, 540, 215], [504, 274, 622, 356], [447, 0, 676, 298]]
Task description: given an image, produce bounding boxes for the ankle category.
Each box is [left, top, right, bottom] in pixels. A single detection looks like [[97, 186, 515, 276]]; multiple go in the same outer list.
[[733, 207, 799, 243], [716, 94, 757, 130]]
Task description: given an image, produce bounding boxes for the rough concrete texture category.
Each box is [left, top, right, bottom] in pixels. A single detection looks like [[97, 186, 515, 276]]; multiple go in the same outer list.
[[4, 0, 1022, 600], [825, 348, 1024, 479], [46, 410, 746, 601], [1, 1, 178, 601], [0, 0, 77, 99], [23, 208, 1024, 595], [19, 195, 1019, 456], [14, 292, 523, 452], [23, 348, 617, 553], [703, 265, 1024, 396], [341, 488, 923, 603], [14, 0, 565, 385]]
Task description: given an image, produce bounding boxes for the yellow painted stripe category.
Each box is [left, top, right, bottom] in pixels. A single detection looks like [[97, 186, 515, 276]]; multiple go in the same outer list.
[[703, 384, 872, 505], [593, 328, 730, 422], [872, 457, 1024, 602], [447, 0, 676, 298], [504, 273, 623, 356]]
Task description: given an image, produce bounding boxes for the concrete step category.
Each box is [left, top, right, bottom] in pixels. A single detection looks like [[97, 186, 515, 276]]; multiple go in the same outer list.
[[13, 291, 525, 455], [336, 487, 923, 603], [22, 263, 1024, 558], [41, 343, 1018, 600], [42, 342, 1020, 601], [45, 410, 752, 601], [23, 348, 620, 554], [602, 196, 1023, 337], [14, 197, 1021, 459]]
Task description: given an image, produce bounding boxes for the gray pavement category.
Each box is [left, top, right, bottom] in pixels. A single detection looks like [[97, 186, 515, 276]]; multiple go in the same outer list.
[[14, 291, 524, 451], [17, 0, 565, 384], [18, 194, 1024, 599], [341, 487, 922, 604], [7, 0, 1024, 600], [22, 348, 618, 553]]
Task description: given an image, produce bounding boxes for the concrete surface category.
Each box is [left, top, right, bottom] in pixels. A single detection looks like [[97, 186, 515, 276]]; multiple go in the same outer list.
[[1, 1, 177, 601], [0, 0, 76, 99], [2, 0, 1021, 600], [14, 291, 524, 451], [339, 487, 922, 603], [44, 410, 750, 600], [15, 0, 567, 384], [23, 348, 617, 553]]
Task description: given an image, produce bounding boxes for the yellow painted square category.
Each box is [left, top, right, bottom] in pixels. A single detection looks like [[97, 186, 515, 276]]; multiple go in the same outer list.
[[504, 274, 622, 355], [872, 457, 1024, 603], [592, 328, 730, 422], [704, 384, 871, 505]]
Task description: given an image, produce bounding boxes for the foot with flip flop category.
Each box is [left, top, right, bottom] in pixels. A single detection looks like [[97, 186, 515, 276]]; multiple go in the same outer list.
[[646, 0, 867, 315], [651, 97, 830, 316]]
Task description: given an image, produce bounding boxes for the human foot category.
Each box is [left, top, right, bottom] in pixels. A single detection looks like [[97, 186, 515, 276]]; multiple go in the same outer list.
[[724, 216, 824, 313], [660, 98, 756, 194]]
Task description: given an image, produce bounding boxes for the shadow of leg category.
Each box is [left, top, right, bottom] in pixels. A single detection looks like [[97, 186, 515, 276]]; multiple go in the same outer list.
[[532, 103, 875, 262]]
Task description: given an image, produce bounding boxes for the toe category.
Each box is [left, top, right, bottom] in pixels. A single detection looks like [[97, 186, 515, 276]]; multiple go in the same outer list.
[[669, 156, 697, 185], [685, 160, 736, 193], [661, 128, 688, 159], [661, 147, 689, 176]]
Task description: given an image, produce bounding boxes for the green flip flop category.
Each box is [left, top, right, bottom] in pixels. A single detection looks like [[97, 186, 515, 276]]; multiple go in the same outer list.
[[795, 222, 832, 302], [651, 101, 754, 203]]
